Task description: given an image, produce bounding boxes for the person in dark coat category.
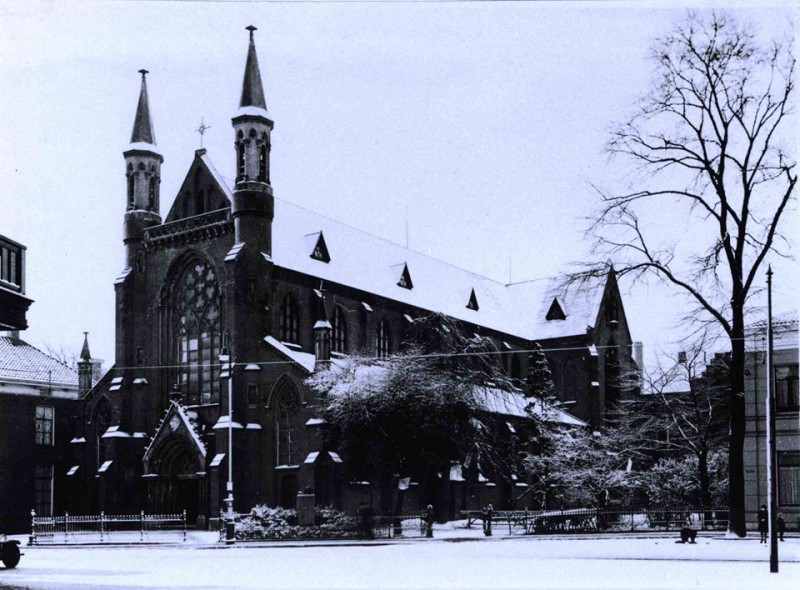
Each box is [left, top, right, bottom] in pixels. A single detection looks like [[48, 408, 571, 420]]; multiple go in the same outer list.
[[425, 505, 434, 538], [777, 513, 786, 542], [757, 505, 768, 543], [483, 504, 493, 537]]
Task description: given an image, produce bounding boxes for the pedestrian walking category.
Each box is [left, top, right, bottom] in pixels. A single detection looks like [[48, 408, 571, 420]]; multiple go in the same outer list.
[[757, 504, 768, 544], [777, 513, 786, 542], [483, 504, 493, 537]]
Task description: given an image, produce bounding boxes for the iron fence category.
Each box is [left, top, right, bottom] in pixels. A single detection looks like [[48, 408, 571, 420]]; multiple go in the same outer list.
[[462, 507, 729, 535], [29, 510, 187, 545]]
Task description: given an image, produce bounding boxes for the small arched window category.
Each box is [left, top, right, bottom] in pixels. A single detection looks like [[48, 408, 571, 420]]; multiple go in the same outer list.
[[331, 306, 347, 354], [376, 318, 391, 358], [279, 295, 299, 343]]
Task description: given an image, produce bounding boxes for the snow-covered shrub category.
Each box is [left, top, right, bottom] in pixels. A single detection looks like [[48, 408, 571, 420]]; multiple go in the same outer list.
[[235, 505, 360, 540]]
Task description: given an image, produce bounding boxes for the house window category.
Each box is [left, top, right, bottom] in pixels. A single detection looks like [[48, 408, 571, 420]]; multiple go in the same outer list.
[[34, 464, 54, 516], [35, 406, 54, 446], [778, 452, 800, 506], [279, 295, 299, 343], [775, 365, 799, 412], [174, 261, 220, 405], [0, 245, 22, 289], [377, 319, 391, 358], [331, 306, 347, 353]]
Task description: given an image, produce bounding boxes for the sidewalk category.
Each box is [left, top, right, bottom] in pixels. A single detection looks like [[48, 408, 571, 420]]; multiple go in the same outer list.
[[19, 519, 796, 549]]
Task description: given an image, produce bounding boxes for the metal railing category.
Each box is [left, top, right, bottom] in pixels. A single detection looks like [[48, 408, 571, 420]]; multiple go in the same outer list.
[[29, 510, 187, 545], [462, 507, 729, 535]]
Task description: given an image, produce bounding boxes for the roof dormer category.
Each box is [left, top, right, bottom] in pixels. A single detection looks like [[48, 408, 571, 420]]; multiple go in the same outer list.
[[395, 262, 413, 290], [307, 231, 330, 263], [545, 297, 566, 321], [466, 288, 479, 311]]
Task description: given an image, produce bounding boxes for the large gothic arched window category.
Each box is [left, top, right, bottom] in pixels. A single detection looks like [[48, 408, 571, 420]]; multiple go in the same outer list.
[[174, 260, 221, 405], [279, 295, 299, 343], [331, 306, 347, 354]]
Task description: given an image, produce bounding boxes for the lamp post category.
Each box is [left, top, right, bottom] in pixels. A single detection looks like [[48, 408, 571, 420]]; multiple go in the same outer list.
[[219, 350, 235, 545], [766, 267, 778, 572]]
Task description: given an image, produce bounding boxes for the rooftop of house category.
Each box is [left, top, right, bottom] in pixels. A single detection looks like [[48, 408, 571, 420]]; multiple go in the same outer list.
[[0, 335, 79, 387]]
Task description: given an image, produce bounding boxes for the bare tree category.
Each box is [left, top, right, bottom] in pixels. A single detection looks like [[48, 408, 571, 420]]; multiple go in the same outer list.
[[615, 340, 730, 508], [574, 11, 795, 536]]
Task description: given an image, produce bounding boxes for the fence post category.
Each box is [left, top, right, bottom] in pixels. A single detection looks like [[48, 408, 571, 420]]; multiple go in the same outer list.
[[141, 510, 145, 543], [100, 511, 105, 543], [182, 509, 187, 542], [28, 509, 37, 546], [630, 507, 635, 532]]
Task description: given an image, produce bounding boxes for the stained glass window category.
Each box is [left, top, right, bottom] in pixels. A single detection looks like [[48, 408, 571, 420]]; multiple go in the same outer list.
[[175, 261, 220, 405]]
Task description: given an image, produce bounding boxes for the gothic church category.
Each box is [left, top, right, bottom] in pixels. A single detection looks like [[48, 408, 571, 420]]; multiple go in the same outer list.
[[72, 29, 634, 524]]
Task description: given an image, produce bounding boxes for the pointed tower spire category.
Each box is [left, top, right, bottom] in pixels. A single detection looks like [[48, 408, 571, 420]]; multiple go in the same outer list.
[[78, 332, 93, 397], [130, 69, 157, 146], [240, 26, 267, 111], [80, 331, 92, 362]]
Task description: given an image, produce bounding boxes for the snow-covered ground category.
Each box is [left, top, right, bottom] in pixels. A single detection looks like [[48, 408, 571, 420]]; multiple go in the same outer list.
[[2, 534, 798, 589]]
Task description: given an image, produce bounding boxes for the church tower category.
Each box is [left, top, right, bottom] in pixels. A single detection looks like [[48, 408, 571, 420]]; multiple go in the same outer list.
[[123, 70, 163, 268], [231, 26, 274, 254]]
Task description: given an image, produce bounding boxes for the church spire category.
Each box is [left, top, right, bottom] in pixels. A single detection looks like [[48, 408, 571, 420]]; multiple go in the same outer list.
[[240, 25, 267, 111], [80, 331, 92, 362], [130, 69, 157, 146]]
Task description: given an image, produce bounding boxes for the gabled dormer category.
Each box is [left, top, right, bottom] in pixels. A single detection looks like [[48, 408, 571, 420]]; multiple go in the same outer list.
[[307, 231, 330, 263], [545, 297, 566, 321], [466, 288, 479, 311], [394, 262, 413, 290]]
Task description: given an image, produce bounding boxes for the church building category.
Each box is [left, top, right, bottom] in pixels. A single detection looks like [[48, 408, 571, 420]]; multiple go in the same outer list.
[[72, 28, 634, 524]]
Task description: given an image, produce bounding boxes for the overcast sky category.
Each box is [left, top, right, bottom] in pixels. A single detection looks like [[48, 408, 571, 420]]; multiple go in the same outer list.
[[0, 0, 796, 369]]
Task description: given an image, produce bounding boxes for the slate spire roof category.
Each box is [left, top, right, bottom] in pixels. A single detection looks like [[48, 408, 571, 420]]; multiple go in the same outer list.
[[239, 26, 267, 111], [80, 332, 92, 362], [130, 69, 157, 145]]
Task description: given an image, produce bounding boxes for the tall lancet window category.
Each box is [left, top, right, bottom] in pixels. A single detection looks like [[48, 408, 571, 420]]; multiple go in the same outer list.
[[279, 295, 299, 343], [258, 139, 267, 182], [174, 260, 221, 405], [236, 131, 246, 180], [331, 306, 347, 354], [148, 173, 157, 212], [127, 164, 135, 210], [376, 318, 391, 358]]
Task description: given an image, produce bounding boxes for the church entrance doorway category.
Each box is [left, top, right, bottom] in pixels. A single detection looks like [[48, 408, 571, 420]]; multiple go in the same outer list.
[[145, 434, 205, 523]]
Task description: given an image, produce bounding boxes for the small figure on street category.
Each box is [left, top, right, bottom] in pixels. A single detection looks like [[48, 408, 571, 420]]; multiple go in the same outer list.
[[425, 504, 434, 538], [483, 504, 493, 537], [358, 501, 374, 539], [757, 504, 768, 544], [777, 513, 786, 542], [676, 527, 697, 544]]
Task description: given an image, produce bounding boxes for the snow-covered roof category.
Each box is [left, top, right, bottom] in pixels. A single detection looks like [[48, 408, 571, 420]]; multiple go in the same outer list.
[[264, 336, 316, 372], [188, 154, 608, 341], [0, 336, 79, 386], [475, 387, 587, 427]]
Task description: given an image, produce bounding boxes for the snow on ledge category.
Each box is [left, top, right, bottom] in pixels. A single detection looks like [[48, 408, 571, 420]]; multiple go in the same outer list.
[[126, 141, 162, 156], [264, 335, 316, 373], [234, 105, 271, 119], [212, 416, 244, 430]]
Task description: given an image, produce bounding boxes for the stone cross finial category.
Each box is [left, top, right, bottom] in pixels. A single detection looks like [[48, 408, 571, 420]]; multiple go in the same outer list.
[[246, 25, 257, 40], [138, 69, 149, 79]]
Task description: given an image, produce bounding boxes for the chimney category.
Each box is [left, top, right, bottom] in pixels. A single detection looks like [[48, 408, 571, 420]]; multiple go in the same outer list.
[[632, 342, 643, 368]]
